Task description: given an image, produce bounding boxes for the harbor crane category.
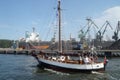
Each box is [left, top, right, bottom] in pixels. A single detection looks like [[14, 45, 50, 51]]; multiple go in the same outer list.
[[78, 18, 98, 49], [96, 20, 113, 42], [112, 21, 120, 41], [78, 18, 98, 42]]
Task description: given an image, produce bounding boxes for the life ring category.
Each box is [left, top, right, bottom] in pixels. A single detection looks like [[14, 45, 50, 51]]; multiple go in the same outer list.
[[60, 56, 65, 61]]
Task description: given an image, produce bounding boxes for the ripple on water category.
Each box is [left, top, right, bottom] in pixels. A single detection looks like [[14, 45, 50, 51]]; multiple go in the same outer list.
[[0, 54, 120, 80]]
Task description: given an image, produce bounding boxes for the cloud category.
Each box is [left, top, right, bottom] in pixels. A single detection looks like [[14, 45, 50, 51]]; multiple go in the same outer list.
[[95, 6, 120, 26], [94, 6, 120, 40]]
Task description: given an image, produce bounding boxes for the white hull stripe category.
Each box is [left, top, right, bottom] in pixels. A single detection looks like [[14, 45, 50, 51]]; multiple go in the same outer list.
[[39, 58, 104, 70]]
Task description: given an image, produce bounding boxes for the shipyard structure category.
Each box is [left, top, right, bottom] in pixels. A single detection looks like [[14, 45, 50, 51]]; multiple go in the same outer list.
[[13, 19, 120, 52]]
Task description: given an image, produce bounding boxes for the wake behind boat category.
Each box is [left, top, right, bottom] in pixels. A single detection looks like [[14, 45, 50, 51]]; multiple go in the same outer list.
[[32, 0, 108, 73]]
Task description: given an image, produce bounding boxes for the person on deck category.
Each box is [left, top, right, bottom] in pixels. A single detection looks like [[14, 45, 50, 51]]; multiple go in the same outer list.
[[84, 56, 91, 64], [79, 55, 83, 64]]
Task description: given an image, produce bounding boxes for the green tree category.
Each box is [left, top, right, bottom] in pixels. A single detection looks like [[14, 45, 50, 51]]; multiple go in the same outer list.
[[0, 39, 13, 48]]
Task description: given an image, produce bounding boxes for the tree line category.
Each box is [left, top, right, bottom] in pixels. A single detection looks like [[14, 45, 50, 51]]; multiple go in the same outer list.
[[0, 39, 13, 48]]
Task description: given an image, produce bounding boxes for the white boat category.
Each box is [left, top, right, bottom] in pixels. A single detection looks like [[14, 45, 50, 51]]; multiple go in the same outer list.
[[32, 50, 108, 73], [32, 0, 108, 73]]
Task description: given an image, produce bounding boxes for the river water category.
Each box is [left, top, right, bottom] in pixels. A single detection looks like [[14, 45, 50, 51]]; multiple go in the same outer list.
[[0, 54, 120, 80]]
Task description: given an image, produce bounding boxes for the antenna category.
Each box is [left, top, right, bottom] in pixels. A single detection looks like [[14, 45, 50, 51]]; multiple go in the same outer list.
[[33, 27, 35, 32]]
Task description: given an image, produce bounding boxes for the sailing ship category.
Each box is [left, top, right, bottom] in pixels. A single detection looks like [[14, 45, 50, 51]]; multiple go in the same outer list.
[[32, 0, 108, 73]]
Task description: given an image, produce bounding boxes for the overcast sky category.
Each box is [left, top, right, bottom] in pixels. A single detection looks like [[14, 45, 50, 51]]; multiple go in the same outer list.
[[0, 0, 120, 41]]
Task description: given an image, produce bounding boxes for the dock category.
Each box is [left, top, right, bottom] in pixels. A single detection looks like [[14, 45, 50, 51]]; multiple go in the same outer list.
[[0, 48, 120, 57], [0, 48, 36, 55]]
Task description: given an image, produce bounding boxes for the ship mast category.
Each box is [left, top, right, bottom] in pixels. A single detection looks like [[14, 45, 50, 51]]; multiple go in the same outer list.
[[58, 0, 62, 52]]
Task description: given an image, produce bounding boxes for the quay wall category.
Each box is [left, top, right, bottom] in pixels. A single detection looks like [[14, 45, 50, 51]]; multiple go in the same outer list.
[[0, 48, 120, 57], [0, 48, 35, 55]]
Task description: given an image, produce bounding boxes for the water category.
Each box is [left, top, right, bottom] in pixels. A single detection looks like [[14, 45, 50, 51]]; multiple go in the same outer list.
[[0, 54, 120, 80]]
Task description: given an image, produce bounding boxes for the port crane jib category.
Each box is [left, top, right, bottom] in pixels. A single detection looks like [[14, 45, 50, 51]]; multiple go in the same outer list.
[[96, 20, 113, 42], [112, 21, 120, 41]]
